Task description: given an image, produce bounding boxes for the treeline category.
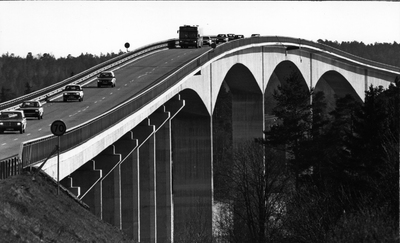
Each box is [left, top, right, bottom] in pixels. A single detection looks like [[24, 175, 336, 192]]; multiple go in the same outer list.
[[318, 39, 400, 68], [0, 52, 122, 102], [208, 75, 399, 243], [1, 41, 399, 103]]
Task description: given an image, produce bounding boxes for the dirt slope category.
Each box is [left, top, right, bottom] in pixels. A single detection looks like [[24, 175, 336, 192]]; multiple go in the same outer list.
[[0, 170, 134, 243]]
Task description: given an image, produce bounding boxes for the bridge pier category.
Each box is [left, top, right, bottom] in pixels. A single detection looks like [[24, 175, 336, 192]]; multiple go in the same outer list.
[[172, 111, 212, 241], [116, 132, 140, 239]]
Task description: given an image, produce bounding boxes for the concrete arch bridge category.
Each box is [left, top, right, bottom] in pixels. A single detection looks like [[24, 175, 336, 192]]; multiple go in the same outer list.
[[14, 37, 399, 242]]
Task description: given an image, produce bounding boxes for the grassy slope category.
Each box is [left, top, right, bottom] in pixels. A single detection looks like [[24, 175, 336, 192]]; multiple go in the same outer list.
[[0, 171, 134, 243]]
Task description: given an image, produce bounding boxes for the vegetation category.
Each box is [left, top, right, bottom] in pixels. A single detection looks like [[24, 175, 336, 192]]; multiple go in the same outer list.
[[213, 73, 399, 242], [0, 52, 122, 102], [317, 40, 400, 68], [0, 171, 133, 243]]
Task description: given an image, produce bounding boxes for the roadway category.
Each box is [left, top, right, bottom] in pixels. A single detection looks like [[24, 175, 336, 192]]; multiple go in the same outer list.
[[0, 47, 210, 160]]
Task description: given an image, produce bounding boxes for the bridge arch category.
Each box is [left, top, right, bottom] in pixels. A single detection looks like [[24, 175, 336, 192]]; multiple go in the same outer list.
[[219, 63, 263, 143], [171, 88, 213, 239], [265, 60, 309, 116], [315, 70, 362, 111]]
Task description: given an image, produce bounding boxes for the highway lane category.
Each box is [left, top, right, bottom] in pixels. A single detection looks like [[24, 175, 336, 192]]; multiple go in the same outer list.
[[0, 47, 210, 160]]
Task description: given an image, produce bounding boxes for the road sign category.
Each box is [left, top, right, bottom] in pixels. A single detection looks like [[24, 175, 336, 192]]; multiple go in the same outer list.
[[51, 120, 66, 136]]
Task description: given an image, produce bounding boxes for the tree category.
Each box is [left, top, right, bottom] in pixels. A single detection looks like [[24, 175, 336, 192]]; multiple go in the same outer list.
[[215, 140, 292, 243]]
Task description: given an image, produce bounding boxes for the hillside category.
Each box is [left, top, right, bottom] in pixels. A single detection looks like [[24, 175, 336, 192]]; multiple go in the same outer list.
[[0, 170, 134, 243]]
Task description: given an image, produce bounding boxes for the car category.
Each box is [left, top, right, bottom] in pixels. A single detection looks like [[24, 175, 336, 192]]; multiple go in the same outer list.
[[234, 34, 244, 39], [251, 34, 260, 37], [216, 34, 228, 44], [97, 71, 116, 88], [63, 85, 84, 102], [227, 33, 235, 41], [0, 110, 27, 134], [202, 36, 213, 46], [19, 100, 44, 119]]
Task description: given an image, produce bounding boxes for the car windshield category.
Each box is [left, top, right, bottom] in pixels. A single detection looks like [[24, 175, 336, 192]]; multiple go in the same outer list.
[[0, 112, 22, 120], [99, 72, 113, 78], [217, 34, 225, 37], [203, 37, 210, 40], [65, 86, 80, 91], [22, 102, 38, 108]]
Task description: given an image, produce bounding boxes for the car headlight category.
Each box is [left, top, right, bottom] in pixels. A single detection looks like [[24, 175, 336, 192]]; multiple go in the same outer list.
[[17, 122, 21, 125], [64, 93, 68, 95], [0, 122, 3, 126], [35, 110, 39, 113]]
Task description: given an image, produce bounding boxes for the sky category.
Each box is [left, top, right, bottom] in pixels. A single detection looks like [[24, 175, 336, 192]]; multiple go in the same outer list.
[[0, 1, 399, 58]]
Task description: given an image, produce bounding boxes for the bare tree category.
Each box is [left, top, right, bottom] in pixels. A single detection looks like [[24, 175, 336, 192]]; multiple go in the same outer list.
[[215, 140, 293, 243]]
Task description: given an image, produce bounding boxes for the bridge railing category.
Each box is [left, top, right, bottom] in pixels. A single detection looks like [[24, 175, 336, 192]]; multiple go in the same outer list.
[[18, 36, 400, 169], [0, 39, 177, 178], [0, 39, 178, 111]]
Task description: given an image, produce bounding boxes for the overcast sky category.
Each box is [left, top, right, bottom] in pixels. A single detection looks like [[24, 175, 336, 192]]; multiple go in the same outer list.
[[1, 1, 399, 58]]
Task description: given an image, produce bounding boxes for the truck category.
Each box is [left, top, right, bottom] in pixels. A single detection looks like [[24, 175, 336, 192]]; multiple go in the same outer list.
[[178, 25, 203, 48]]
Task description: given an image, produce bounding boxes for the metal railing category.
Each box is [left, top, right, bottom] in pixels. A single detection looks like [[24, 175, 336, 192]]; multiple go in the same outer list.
[[2, 36, 399, 178], [0, 39, 177, 179], [0, 155, 22, 179]]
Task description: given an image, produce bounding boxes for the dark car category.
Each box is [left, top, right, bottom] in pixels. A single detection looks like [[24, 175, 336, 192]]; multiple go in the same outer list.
[[227, 33, 235, 41], [97, 71, 116, 88], [19, 100, 44, 119], [234, 34, 244, 39], [216, 34, 228, 44], [0, 110, 27, 134], [251, 34, 260, 37]]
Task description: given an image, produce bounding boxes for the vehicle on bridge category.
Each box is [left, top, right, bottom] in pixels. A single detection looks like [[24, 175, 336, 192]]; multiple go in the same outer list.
[[63, 85, 84, 102], [18, 100, 44, 120], [0, 110, 27, 134], [216, 34, 228, 44], [202, 36, 213, 46], [227, 33, 235, 41], [234, 34, 244, 40], [178, 25, 203, 48], [97, 71, 116, 88]]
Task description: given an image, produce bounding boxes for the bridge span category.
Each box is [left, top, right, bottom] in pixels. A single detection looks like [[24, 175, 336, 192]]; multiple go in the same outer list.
[[1, 37, 399, 242]]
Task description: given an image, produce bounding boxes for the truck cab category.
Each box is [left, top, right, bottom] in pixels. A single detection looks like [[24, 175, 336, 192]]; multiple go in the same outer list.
[[178, 25, 203, 48]]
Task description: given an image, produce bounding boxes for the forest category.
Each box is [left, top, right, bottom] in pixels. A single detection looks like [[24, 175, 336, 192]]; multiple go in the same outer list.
[[0, 41, 399, 103], [209, 74, 399, 243], [0, 51, 122, 102]]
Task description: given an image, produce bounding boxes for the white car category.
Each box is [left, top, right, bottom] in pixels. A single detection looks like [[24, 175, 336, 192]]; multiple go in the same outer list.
[[202, 36, 213, 46], [19, 100, 44, 119], [63, 85, 84, 102]]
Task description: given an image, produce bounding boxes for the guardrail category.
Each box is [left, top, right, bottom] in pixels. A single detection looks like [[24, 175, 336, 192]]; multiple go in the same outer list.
[[4, 36, 399, 177], [0, 39, 177, 179], [0, 156, 22, 179], [0, 39, 178, 111]]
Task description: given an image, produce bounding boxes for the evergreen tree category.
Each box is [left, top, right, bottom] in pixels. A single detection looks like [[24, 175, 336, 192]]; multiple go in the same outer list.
[[265, 72, 312, 185]]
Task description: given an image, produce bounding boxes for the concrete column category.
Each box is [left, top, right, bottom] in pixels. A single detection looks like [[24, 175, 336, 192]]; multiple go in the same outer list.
[[133, 120, 156, 243], [150, 107, 172, 243], [90, 145, 121, 220], [65, 159, 101, 209], [172, 113, 212, 240], [232, 91, 264, 143], [118, 132, 140, 241], [60, 176, 81, 197]]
